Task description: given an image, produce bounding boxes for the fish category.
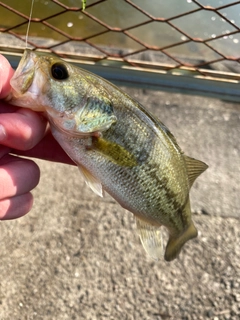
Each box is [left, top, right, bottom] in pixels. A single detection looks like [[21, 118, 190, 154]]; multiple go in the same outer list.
[[6, 49, 208, 261]]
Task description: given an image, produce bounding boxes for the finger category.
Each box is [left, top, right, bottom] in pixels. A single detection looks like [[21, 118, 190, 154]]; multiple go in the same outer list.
[[0, 145, 11, 158], [13, 130, 76, 165], [0, 108, 48, 150], [0, 55, 14, 99], [0, 101, 18, 114], [0, 192, 33, 220], [0, 154, 40, 200]]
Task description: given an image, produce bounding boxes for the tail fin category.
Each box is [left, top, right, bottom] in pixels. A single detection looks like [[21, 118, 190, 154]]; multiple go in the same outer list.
[[164, 222, 198, 262]]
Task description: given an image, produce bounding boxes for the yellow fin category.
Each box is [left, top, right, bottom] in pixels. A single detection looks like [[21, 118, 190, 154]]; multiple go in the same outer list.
[[164, 221, 198, 261], [136, 217, 163, 261], [93, 137, 137, 167], [184, 155, 208, 188], [78, 165, 103, 197]]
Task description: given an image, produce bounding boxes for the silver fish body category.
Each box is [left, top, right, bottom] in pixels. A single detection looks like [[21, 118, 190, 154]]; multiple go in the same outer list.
[[8, 50, 208, 261]]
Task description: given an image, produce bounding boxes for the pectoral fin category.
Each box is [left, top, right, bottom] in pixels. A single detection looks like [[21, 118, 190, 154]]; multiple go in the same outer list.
[[93, 137, 137, 167], [78, 165, 103, 197], [75, 97, 117, 133], [136, 217, 163, 261]]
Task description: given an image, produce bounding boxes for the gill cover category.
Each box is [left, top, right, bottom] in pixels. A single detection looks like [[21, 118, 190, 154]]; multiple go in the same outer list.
[[74, 97, 117, 133]]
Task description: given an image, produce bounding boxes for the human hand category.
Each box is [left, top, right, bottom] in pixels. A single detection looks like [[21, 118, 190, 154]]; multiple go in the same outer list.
[[0, 54, 75, 219]]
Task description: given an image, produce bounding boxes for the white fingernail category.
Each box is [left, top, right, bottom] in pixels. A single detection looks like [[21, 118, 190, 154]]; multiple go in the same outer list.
[[0, 124, 6, 141]]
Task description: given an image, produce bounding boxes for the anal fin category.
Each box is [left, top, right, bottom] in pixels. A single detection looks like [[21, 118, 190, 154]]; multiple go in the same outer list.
[[136, 217, 163, 261], [78, 165, 103, 197]]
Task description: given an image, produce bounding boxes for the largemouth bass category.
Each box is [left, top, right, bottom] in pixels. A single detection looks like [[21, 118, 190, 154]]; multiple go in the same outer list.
[[7, 49, 208, 261]]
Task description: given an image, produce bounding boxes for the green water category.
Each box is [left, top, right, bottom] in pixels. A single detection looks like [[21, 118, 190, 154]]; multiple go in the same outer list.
[[0, 0, 239, 67]]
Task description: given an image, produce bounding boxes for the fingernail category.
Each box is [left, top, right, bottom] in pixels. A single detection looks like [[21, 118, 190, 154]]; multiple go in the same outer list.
[[0, 124, 6, 141]]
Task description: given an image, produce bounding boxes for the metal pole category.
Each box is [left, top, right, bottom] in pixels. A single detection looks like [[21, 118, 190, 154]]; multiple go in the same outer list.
[[3, 52, 240, 103]]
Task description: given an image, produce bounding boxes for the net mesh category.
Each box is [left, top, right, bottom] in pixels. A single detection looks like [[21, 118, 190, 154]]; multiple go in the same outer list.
[[1, 0, 240, 94]]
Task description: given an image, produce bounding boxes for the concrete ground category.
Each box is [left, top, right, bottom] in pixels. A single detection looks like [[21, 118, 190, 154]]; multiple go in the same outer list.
[[0, 88, 239, 320]]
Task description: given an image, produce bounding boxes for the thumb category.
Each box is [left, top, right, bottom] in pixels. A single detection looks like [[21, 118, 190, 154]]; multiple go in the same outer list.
[[0, 55, 15, 99]]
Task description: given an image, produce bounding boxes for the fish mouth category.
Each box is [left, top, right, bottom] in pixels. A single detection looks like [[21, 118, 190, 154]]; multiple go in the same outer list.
[[7, 49, 46, 111], [10, 49, 36, 96]]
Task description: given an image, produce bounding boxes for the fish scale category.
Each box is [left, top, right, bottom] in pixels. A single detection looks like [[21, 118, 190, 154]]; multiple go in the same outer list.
[[7, 49, 208, 261]]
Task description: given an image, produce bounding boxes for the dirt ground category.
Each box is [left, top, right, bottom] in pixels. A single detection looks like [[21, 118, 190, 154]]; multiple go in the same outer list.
[[0, 88, 239, 320]]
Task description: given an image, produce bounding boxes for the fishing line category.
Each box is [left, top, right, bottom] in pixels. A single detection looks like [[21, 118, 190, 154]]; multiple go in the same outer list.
[[25, 0, 35, 48]]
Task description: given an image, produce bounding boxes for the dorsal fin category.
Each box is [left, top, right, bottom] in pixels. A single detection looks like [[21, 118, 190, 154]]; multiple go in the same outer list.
[[184, 155, 208, 188], [154, 118, 183, 153]]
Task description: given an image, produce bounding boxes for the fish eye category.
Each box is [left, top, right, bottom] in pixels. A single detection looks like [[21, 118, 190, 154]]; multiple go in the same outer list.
[[51, 63, 69, 80]]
